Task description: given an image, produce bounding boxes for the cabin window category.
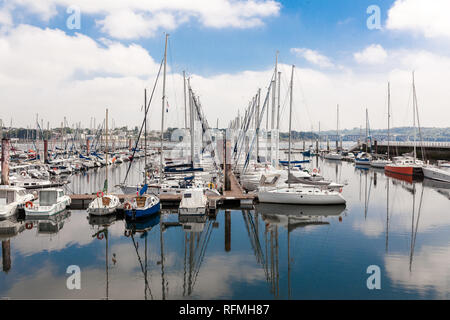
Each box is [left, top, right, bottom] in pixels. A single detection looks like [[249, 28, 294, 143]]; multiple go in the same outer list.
[[0, 191, 16, 204], [40, 191, 57, 206], [184, 193, 192, 198]]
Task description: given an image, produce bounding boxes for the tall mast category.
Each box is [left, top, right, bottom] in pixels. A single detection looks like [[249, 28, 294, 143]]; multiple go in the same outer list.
[[256, 88, 261, 162], [144, 89, 147, 185], [387, 82, 391, 160], [412, 72, 417, 163], [105, 108, 108, 193], [288, 65, 294, 188], [366, 108, 368, 153], [160, 33, 169, 173], [188, 79, 194, 165], [183, 70, 188, 130], [336, 105, 339, 151]]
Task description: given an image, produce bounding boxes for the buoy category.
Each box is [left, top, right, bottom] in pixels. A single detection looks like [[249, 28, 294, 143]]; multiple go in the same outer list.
[[124, 202, 132, 210], [97, 233, 104, 240], [339, 216, 343, 222], [25, 222, 33, 230], [97, 191, 104, 198], [25, 201, 33, 208]]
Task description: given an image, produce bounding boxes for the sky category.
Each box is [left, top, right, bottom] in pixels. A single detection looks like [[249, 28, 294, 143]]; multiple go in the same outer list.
[[1, 0, 450, 132]]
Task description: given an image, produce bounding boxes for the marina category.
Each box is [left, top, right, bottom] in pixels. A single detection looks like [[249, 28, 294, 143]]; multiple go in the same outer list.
[[1, 0, 450, 304]]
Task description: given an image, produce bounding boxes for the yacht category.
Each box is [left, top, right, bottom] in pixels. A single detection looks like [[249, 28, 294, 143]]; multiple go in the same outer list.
[[24, 188, 71, 217], [422, 166, 450, 183], [258, 185, 346, 205], [385, 156, 424, 177], [0, 186, 35, 219], [124, 192, 160, 220], [87, 193, 120, 216], [354, 152, 372, 165]]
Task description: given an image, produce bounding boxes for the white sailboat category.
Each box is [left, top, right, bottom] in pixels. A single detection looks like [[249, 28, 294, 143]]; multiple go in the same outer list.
[[324, 105, 343, 160], [258, 65, 346, 205], [179, 188, 208, 215], [371, 82, 393, 168], [88, 109, 119, 216]]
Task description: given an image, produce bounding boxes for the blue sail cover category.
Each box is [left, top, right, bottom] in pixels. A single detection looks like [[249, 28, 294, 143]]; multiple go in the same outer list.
[[139, 184, 148, 196]]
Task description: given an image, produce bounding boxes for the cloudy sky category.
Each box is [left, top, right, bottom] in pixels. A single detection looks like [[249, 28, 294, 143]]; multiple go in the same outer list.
[[1, 0, 450, 132]]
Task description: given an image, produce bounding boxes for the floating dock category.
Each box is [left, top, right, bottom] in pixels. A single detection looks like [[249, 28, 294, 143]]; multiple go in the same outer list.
[[69, 172, 256, 210]]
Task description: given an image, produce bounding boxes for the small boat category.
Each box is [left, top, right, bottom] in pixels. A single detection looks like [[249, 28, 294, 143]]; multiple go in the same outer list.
[[179, 188, 208, 215], [87, 193, 120, 216], [354, 152, 372, 165], [0, 186, 35, 219], [124, 185, 160, 220], [24, 188, 71, 217], [370, 159, 392, 168], [324, 152, 343, 160], [422, 166, 450, 183]]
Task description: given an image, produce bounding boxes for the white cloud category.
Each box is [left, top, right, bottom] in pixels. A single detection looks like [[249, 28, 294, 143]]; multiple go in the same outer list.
[[387, 0, 450, 39], [6, 0, 281, 39], [291, 48, 334, 68], [354, 44, 388, 65]]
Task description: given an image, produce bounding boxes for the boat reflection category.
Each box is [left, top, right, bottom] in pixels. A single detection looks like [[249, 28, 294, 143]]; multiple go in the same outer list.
[[0, 216, 25, 273], [423, 178, 450, 200], [23, 210, 71, 236]]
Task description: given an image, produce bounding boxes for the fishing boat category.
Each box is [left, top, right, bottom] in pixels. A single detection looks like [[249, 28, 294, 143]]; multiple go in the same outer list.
[[123, 185, 160, 220], [0, 186, 35, 218], [179, 188, 208, 215], [24, 188, 71, 217]]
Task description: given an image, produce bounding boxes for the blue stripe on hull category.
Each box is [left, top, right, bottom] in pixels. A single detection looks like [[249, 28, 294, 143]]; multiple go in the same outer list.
[[125, 202, 160, 219]]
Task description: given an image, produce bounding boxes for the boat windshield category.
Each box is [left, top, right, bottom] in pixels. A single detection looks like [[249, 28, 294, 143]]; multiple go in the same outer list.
[[0, 190, 15, 204], [40, 191, 58, 206]]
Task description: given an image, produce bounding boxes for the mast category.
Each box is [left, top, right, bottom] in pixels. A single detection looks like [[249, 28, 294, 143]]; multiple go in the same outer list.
[[144, 89, 147, 185], [336, 105, 339, 152], [183, 70, 188, 130], [366, 108, 368, 153], [387, 82, 391, 160], [288, 65, 294, 188], [256, 88, 261, 162], [105, 108, 108, 193], [160, 33, 169, 174], [188, 79, 194, 165], [412, 72, 417, 163]]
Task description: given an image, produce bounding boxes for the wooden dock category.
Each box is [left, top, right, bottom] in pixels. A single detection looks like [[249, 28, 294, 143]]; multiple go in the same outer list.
[[69, 171, 256, 210]]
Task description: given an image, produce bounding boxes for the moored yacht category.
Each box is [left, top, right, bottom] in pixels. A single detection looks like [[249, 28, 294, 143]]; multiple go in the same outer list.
[[0, 186, 35, 218], [24, 188, 71, 217]]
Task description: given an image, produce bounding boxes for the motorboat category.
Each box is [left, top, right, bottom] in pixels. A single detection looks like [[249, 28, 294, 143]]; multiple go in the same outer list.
[[0, 186, 35, 219], [324, 152, 343, 160], [179, 188, 208, 215], [422, 166, 450, 183], [370, 159, 392, 168], [24, 188, 71, 217]]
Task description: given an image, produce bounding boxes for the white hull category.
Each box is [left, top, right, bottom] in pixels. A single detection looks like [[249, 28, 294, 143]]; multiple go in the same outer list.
[[324, 154, 343, 160], [25, 198, 71, 217], [258, 188, 346, 205], [423, 166, 450, 183], [370, 160, 392, 168], [87, 195, 120, 216]]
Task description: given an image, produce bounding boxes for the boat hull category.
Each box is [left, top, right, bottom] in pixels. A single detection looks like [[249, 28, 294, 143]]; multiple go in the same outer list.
[[385, 165, 423, 177], [125, 202, 160, 219], [422, 167, 450, 183], [258, 190, 345, 205]]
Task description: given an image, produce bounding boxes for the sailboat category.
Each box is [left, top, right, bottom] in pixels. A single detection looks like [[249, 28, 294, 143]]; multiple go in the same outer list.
[[258, 65, 346, 205], [124, 184, 160, 220], [372, 83, 393, 168], [324, 105, 343, 160], [88, 109, 120, 216], [385, 73, 424, 177]]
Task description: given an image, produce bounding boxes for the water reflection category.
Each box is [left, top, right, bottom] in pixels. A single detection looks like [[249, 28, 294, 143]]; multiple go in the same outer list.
[[0, 159, 450, 299]]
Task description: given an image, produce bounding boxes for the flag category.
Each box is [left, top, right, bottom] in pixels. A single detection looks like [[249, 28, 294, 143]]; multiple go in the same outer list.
[[103, 179, 108, 193], [139, 184, 148, 196]]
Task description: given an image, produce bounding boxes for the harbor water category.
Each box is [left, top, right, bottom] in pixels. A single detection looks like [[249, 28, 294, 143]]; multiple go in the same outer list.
[[1, 157, 450, 299]]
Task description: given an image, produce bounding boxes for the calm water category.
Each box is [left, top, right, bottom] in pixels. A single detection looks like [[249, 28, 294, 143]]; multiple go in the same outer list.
[[1, 158, 450, 299]]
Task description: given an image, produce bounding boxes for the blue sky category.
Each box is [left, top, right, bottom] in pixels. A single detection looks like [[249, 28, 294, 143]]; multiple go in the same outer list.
[[1, 0, 450, 130]]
